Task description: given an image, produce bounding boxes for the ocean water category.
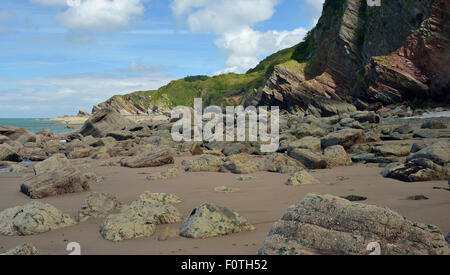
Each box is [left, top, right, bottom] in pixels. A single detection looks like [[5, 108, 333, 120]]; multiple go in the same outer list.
[[0, 118, 80, 134]]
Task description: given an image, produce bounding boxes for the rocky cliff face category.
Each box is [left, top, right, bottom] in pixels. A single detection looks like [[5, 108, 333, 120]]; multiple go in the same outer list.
[[96, 0, 449, 116], [260, 0, 449, 115]]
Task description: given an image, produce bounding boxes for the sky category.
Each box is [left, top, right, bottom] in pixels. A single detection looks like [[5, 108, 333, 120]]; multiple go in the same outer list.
[[0, 0, 325, 118]]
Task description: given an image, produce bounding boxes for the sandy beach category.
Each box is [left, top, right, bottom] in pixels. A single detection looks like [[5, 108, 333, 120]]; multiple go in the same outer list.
[[1, 134, 449, 255]]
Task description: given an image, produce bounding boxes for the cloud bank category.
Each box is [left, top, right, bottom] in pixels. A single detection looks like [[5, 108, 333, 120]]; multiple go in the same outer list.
[[171, 0, 309, 74]]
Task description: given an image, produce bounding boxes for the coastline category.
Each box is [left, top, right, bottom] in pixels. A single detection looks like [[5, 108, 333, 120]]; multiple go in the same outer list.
[[47, 116, 89, 125]]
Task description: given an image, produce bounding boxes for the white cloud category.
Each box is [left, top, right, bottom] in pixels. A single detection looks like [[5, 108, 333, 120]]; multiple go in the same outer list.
[[117, 60, 165, 74], [303, 0, 325, 25], [32, 0, 146, 33], [171, 0, 308, 74]]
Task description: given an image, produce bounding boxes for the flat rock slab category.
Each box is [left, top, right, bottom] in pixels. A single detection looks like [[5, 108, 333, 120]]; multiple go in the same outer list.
[[121, 149, 174, 168], [259, 193, 449, 255]]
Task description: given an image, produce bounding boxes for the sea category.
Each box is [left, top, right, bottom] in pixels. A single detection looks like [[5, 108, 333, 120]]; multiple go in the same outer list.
[[0, 118, 80, 134]]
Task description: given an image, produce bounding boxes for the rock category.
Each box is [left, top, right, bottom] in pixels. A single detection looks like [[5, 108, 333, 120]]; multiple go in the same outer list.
[[406, 142, 450, 166], [28, 148, 48, 161], [393, 124, 413, 134], [219, 154, 263, 174], [106, 131, 135, 141], [77, 192, 122, 222], [21, 161, 89, 199], [321, 129, 364, 150], [138, 191, 182, 205], [323, 145, 351, 167], [411, 143, 427, 153], [382, 158, 449, 182], [80, 107, 133, 138], [263, 153, 306, 172], [236, 175, 254, 181], [121, 148, 174, 168], [258, 194, 449, 255], [0, 143, 21, 162], [214, 186, 240, 193], [288, 148, 327, 169], [341, 195, 367, 202], [158, 227, 179, 241], [350, 111, 380, 124], [421, 120, 447, 129], [407, 195, 429, 201], [0, 126, 34, 144], [446, 233, 450, 245], [179, 203, 255, 239], [78, 109, 90, 117], [33, 156, 71, 175], [68, 148, 93, 159], [286, 170, 320, 186], [413, 129, 440, 139], [0, 201, 76, 236], [100, 200, 182, 242], [0, 135, 10, 144], [1, 243, 39, 255], [184, 155, 223, 172], [222, 143, 252, 156], [373, 144, 411, 157], [287, 136, 321, 152], [380, 132, 407, 141]]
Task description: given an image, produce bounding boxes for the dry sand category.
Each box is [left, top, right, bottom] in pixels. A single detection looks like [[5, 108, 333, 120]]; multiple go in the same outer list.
[[1, 132, 450, 255]]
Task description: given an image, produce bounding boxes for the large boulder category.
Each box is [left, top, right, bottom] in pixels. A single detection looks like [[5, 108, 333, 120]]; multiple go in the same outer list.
[[1, 243, 39, 255], [33, 156, 70, 175], [219, 154, 263, 174], [421, 120, 447, 129], [77, 192, 122, 222], [100, 199, 183, 242], [0, 143, 21, 162], [373, 144, 411, 157], [179, 203, 255, 239], [323, 145, 352, 167], [259, 194, 449, 255], [79, 107, 133, 138], [121, 148, 174, 168], [406, 142, 450, 166], [286, 170, 320, 186], [288, 148, 327, 169], [287, 136, 321, 152], [22, 157, 89, 199], [263, 153, 306, 173], [0, 201, 76, 236], [350, 111, 381, 124], [184, 155, 224, 172], [413, 129, 440, 139], [382, 158, 449, 182], [321, 129, 364, 150], [0, 126, 34, 144]]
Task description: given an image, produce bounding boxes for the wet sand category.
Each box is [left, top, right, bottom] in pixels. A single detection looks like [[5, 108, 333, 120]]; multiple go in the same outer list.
[[1, 153, 449, 255]]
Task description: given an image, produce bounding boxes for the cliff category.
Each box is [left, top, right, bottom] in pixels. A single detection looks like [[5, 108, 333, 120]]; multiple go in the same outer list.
[[94, 0, 449, 116]]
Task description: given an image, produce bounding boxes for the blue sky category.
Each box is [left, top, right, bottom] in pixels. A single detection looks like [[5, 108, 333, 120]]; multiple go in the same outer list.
[[0, 0, 324, 118]]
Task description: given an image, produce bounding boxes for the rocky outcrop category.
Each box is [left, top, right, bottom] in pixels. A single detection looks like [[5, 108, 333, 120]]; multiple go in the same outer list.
[[259, 194, 449, 255], [286, 170, 320, 186], [120, 148, 174, 168], [179, 203, 255, 239], [100, 198, 183, 242], [21, 156, 89, 199], [80, 107, 133, 138], [0, 143, 21, 162], [0, 126, 34, 144], [77, 109, 90, 117], [1, 243, 39, 255], [77, 192, 122, 222], [0, 201, 76, 236]]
